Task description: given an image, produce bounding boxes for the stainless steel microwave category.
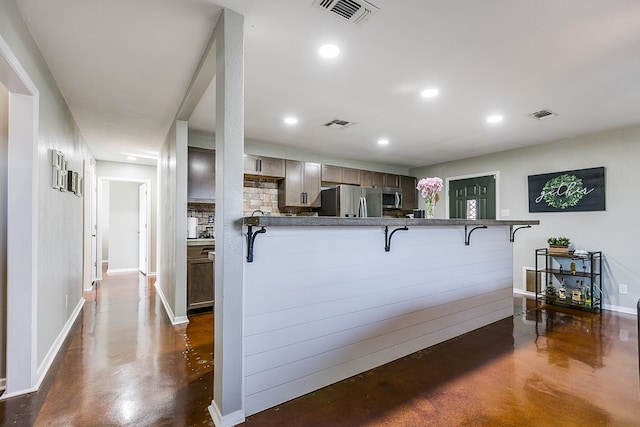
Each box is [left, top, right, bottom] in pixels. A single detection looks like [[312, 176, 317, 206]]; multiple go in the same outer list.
[[365, 187, 403, 214]]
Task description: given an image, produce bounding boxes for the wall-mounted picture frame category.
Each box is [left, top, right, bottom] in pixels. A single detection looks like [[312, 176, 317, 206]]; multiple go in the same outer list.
[[75, 176, 83, 197], [67, 170, 78, 193], [51, 150, 65, 190], [51, 150, 63, 168]]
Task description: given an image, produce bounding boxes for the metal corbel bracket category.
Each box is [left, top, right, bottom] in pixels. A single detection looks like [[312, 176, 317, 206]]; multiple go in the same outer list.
[[385, 225, 409, 252], [510, 225, 531, 242], [464, 225, 487, 246], [246, 225, 266, 262]]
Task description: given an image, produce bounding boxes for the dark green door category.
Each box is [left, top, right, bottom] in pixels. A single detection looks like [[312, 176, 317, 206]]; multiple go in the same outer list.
[[449, 175, 496, 219]]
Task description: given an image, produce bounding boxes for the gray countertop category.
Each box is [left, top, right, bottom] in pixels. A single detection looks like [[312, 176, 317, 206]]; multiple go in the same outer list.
[[243, 216, 540, 227], [187, 238, 215, 246]]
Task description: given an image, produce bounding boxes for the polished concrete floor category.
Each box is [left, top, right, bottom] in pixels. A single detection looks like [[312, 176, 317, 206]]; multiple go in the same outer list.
[[1, 271, 638, 426]]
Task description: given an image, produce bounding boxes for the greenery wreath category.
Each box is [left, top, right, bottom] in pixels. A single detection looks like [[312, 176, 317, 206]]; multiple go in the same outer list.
[[542, 174, 585, 209]]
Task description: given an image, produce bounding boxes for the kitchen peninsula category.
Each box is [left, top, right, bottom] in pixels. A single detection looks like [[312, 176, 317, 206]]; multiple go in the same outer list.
[[240, 216, 539, 416]]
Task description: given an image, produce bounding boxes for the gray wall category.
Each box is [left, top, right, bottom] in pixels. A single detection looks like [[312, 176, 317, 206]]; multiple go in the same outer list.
[[96, 161, 158, 274], [0, 82, 7, 381], [158, 121, 188, 323], [0, 0, 94, 372], [410, 125, 640, 313]]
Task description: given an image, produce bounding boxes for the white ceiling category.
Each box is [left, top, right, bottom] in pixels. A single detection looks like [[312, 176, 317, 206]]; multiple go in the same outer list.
[[17, 0, 640, 168]]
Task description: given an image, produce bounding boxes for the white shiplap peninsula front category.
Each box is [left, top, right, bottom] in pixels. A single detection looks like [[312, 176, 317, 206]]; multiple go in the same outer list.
[[242, 216, 538, 415]]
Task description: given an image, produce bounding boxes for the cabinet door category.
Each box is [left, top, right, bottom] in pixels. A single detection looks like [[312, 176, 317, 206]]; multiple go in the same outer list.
[[304, 162, 322, 207], [281, 160, 305, 206], [187, 258, 214, 310], [188, 147, 215, 203], [342, 168, 360, 185], [243, 154, 259, 175], [259, 156, 285, 178], [372, 172, 385, 187], [400, 175, 417, 210], [386, 174, 400, 188], [360, 170, 373, 187], [321, 164, 342, 183]]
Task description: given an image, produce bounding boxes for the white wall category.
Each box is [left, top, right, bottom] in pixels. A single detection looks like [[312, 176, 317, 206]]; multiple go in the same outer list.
[[0, 82, 7, 381], [107, 181, 139, 271], [410, 125, 640, 313], [95, 161, 158, 274]]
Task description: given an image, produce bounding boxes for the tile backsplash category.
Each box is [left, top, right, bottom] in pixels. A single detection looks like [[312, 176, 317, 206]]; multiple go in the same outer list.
[[188, 179, 315, 225], [243, 178, 281, 216], [187, 204, 215, 238]]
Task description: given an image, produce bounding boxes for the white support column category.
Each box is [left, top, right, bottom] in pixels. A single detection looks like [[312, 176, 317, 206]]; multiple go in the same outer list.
[[208, 8, 245, 427], [5, 91, 38, 395], [174, 120, 189, 322]]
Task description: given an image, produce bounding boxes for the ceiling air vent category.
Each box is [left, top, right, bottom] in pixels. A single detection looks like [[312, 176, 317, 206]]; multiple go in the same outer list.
[[529, 109, 557, 120], [313, 0, 380, 25], [324, 119, 356, 129]]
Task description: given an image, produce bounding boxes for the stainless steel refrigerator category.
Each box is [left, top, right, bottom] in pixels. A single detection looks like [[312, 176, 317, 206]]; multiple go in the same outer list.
[[319, 185, 373, 217]]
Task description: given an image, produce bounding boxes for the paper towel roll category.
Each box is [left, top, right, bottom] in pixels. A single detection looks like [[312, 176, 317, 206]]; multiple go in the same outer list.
[[187, 217, 198, 238]]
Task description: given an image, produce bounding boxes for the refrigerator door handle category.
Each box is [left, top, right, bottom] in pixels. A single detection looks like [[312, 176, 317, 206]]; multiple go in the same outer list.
[[360, 196, 368, 218]]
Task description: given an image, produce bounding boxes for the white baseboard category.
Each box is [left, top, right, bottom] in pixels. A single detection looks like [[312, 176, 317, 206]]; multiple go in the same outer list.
[[513, 289, 535, 297], [154, 281, 189, 325], [34, 298, 85, 388], [208, 401, 245, 427], [106, 267, 139, 274], [513, 289, 637, 315], [603, 303, 637, 315], [1, 298, 86, 401]]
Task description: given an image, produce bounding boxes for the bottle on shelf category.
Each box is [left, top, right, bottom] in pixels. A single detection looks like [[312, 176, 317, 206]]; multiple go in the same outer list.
[[572, 284, 582, 304], [545, 280, 556, 299], [570, 262, 576, 275], [584, 280, 592, 308], [558, 278, 566, 300]]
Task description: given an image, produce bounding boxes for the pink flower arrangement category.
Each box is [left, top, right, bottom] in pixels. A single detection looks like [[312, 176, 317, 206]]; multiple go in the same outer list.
[[416, 176, 443, 198]]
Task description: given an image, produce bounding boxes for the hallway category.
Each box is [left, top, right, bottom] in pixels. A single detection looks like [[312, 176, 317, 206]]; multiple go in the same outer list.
[[0, 271, 638, 426], [1, 272, 214, 426]]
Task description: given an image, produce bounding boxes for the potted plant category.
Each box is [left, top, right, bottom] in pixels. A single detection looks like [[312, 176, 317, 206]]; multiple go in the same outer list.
[[547, 236, 570, 256]]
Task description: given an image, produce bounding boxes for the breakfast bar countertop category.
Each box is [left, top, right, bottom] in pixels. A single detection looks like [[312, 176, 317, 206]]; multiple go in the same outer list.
[[243, 216, 540, 227]]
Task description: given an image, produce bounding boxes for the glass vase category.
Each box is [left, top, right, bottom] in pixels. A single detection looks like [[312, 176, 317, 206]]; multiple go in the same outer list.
[[425, 194, 435, 219]]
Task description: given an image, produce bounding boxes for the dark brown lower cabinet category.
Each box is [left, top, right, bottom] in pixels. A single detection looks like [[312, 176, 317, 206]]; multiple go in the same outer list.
[[187, 246, 214, 312]]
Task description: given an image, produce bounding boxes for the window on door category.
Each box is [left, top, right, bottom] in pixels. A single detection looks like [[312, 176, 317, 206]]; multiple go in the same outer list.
[[449, 175, 496, 219]]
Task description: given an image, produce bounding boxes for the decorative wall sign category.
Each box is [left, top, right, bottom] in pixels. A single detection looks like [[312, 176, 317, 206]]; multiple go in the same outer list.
[[528, 167, 605, 212]]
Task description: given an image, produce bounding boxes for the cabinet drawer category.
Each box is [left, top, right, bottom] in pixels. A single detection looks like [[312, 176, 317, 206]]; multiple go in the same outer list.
[[187, 245, 215, 259]]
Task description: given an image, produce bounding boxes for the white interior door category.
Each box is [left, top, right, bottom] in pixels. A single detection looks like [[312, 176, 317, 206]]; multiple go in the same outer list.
[[138, 183, 148, 275], [91, 169, 98, 281]]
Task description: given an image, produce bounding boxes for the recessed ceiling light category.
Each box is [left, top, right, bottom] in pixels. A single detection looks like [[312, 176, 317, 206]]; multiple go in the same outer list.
[[420, 88, 439, 98], [318, 44, 340, 59], [377, 138, 389, 145], [486, 115, 503, 124], [284, 116, 298, 125], [127, 156, 137, 161]]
